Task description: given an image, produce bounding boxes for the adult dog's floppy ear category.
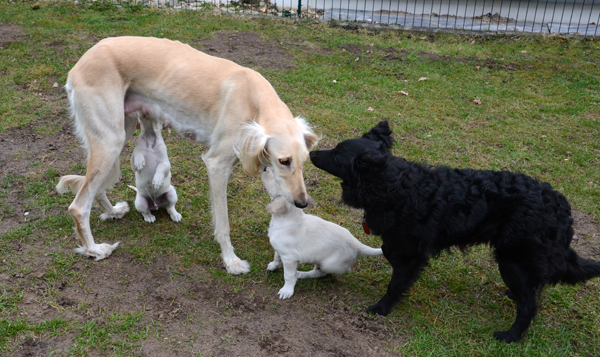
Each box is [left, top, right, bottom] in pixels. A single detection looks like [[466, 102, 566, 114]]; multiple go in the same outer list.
[[362, 120, 394, 150], [236, 122, 270, 177], [295, 116, 320, 150], [355, 148, 387, 172], [266, 196, 290, 215]]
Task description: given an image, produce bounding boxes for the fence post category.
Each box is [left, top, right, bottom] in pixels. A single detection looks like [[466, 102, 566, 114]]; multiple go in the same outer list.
[[297, 0, 302, 18]]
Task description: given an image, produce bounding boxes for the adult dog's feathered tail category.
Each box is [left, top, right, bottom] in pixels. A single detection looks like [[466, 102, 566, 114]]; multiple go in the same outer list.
[[553, 249, 600, 285], [357, 244, 383, 257], [56, 175, 85, 195]]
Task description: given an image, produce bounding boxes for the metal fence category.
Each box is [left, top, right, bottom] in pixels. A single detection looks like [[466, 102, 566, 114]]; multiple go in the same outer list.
[[123, 0, 600, 35]]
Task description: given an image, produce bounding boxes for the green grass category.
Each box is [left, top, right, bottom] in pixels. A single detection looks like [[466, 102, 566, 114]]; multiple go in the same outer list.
[[0, 2, 599, 356]]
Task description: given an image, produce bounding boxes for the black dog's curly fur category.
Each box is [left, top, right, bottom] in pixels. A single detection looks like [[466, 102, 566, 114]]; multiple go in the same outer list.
[[310, 121, 600, 343]]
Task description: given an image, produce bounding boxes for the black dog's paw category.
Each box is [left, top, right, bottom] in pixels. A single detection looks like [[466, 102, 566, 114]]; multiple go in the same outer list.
[[493, 330, 522, 343], [504, 289, 515, 301], [367, 303, 392, 316]]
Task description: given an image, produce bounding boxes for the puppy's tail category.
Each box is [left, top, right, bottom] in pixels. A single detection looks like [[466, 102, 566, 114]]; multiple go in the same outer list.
[[56, 175, 85, 195], [553, 249, 600, 285], [357, 244, 383, 257]]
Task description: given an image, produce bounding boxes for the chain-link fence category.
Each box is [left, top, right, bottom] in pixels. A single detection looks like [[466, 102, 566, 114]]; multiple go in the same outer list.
[[90, 0, 600, 35]]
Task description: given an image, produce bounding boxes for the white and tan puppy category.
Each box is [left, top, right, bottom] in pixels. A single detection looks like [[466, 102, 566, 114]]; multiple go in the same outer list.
[[128, 115, 181, 224], [56, 36, 318, 271], [262, 167, 382, 299]]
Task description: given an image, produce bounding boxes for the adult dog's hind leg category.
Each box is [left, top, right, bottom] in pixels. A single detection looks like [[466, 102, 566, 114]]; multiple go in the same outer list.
[[70, 145, 125, 260], [96, 159, 129, 221], [67, 93, 134, 260], [202, 148, 250, 275], [95, 115, 137, 221], [493, 260, 539, 343]]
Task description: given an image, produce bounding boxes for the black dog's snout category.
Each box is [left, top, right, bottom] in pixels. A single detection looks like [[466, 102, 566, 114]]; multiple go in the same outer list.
[[309, 151, 317, 159]]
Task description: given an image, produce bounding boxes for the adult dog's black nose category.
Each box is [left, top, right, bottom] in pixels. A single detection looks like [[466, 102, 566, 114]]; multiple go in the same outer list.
[[294, 200, 308, 209]]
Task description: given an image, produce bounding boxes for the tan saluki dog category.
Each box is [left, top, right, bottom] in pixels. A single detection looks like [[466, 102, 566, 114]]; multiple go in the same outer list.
[[56, 36, 318, 274]]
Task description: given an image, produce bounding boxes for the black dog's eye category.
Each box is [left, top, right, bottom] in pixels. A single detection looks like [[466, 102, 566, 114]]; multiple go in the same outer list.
[[279, 159, 291, 166]]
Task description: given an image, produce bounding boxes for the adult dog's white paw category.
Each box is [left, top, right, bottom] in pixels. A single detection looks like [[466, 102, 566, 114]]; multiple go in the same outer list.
[[277, 286, 294, 299], [224, 257, 251, 275], [267, 261, 281, 271], [100, 201, 130, 221], [75, 242, 120, 261]]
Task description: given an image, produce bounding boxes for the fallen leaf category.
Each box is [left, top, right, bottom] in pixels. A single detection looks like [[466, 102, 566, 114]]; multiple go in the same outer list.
[[52, 82, 59, 87], [475, 66, 480, 70], [418, 77, 428, 82], [473, 99, 482, 105], [355, 57, 359, 62], [521, 50, 527, 54], [367, 107, 374, 111], [398, 90, 409, 96]]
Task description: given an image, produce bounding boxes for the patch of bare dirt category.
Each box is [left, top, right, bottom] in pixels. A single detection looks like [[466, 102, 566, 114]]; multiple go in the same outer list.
[[572, 210, 600, 260], [0, 100, 82, 235], [338, 44, 517, 70], [9, 243, 396, 357], [0, 23, 24, 48], [193, 31, 296, 71]]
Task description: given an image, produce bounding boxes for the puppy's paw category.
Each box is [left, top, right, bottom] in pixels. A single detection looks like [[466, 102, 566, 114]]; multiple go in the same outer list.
[[367, 302, 392, 316], [152, 175, 165, 190], [99, 202, 130, 221], [169, 211, 182, 222], [493, 330, 522, 343], [132, 154, 145, 171], [278, 286, 294, 299], [267, 261, 281, 271], [143, 213, 156, 223]]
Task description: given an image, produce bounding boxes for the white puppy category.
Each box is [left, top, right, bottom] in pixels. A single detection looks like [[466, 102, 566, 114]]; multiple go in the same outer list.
[[262, 167, 382, 299], [128, 115, 181, 223]]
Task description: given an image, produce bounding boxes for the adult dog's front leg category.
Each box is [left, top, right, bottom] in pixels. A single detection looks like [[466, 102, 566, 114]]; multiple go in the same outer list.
[[368, 244, 428, 316], [202, 151, 250, 275]]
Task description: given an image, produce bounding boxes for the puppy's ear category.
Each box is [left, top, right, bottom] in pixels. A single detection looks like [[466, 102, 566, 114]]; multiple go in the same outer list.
[[305, 195, 315, 210], [236, 122, 270, 176], [266, 196, 290, 215], [362, 120, 394, 150], [295, 116, 320, 150], [355, 149, 387, 171]]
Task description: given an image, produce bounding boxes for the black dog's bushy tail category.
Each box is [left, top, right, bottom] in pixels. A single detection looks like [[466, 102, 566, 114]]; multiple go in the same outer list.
[[553, 249, 600, 285]]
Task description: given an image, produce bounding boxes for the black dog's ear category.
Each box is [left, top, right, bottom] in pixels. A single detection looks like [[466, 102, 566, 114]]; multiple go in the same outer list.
[[362, 121, 394, 149], [354, 148, 387, 172]]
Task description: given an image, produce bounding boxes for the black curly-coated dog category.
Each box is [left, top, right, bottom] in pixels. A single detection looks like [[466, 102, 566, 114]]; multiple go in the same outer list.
[[310, 120, 600, 343]]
